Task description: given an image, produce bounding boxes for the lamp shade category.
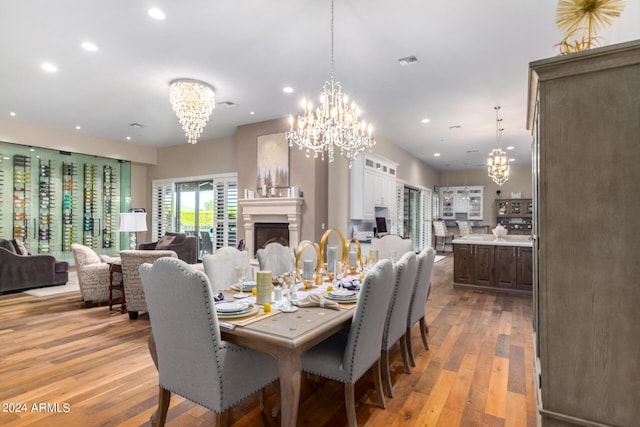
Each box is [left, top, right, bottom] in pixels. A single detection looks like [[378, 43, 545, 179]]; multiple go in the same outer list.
[[119, 212, 148, 232]]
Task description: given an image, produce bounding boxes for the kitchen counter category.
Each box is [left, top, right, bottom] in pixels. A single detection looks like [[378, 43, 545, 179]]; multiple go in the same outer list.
[[452, 234, 532, 247]]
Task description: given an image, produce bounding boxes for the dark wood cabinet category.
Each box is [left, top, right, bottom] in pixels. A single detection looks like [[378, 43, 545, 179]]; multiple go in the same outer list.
[[453, 244, 474, 284], [515, 247, 532, 291], [494, 245, 517, 289], [453, 242, 531, 293], [473, 245, 494, 287], [496, 198, 532, 235]]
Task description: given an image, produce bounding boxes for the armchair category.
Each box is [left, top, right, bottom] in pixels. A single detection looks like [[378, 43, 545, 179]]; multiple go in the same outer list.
[[1, 238, 68, 294], [71, 243, 119, 307], [138, 232, 197, 264], [120, 249, 178, 319]]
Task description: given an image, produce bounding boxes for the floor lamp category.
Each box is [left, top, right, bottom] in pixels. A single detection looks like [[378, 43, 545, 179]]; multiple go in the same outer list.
[[119, 212, 148, 250]]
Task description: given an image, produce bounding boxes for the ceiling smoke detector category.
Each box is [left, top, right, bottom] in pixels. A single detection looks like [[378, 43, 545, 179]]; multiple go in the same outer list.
[[397, 56, 418, 67]]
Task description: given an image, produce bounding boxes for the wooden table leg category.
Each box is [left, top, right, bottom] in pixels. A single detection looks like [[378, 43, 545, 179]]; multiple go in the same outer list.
[[277, 347, 302, 427]]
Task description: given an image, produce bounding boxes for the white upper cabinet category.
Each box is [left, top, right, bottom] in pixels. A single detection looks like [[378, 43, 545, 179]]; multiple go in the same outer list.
[[350, 153, 398, 220], [440, 185, 483, 220]]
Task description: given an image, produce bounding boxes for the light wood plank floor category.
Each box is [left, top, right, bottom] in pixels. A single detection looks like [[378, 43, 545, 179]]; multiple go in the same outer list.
[[0, 254, 535, 426]]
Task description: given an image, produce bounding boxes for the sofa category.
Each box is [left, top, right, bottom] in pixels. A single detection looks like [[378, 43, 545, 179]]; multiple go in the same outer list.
[[120, 249, 178, 319], [138, 232, 197, 264], [0, 238, 69, 294], [71, 243, 122, 307]]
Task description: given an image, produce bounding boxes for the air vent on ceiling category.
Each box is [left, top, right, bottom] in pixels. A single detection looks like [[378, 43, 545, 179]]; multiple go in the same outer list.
[[476, 163, 486, 167], [466, 149, 479, 154], [216, 101, 239, 108], [398, 56, 418, 67], [449, 125, 462, 129], [129, 123, 145, 128]]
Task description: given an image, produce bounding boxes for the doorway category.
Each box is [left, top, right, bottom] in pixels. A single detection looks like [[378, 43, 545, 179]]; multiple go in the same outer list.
[[175, 180, 214, 259]]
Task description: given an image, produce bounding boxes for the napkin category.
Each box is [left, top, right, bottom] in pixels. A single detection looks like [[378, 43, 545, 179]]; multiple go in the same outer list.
[[292, 294, 340, 310], [338, 279, 361, 291]]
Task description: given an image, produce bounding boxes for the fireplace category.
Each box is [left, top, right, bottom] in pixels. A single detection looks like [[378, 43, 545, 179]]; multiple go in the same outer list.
[[238, 197, 303, 259], [254, 223, 290, 256]]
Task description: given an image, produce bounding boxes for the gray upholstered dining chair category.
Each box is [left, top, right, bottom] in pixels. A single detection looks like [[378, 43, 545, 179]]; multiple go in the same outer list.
[[381, 251, 418, 397], [405, 247, 436, 366], [370, 234, 414, 260], [256, 242, 293, 276], [301, 259, 395, 427], [202, 247, 251, 292], [139, 257, 279, 427]]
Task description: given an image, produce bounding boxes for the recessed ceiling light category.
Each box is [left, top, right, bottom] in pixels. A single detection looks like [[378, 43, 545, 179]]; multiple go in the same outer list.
[[506, 146, 514, 150], [29, 148, 35, 152], [509, 158, 516, 162], [81, 41, 98, 52], [421, 118, 430, 124], [126, 136, 131, 141], [148, 8, 166, 20], [283, 87, 294, 94], [250, 111, 255, 115], [434, 153, 440, 157], [75, 125, 81, 130], [10, 112, 16, 116], [41, 63, 58, 73]]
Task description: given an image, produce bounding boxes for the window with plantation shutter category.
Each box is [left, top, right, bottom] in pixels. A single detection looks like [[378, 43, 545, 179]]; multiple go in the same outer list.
[[151, 180, 174, 241], [213, 177, 237, 250]]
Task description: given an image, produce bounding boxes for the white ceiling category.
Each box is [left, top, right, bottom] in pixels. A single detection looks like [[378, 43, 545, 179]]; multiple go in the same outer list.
[[1, 1, 638, 171]]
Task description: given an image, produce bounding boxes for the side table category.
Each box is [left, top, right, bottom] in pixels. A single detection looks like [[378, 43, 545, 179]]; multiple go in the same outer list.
[[108, 262, 126, 314]]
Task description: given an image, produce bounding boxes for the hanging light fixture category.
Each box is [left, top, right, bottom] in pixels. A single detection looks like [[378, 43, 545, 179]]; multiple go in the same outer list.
[[487, 105, 510, 186], [169, 79, 215, 144], [443, 168, 454, 203], [461, 162, 470, 201], [287, 0, 375, 168]]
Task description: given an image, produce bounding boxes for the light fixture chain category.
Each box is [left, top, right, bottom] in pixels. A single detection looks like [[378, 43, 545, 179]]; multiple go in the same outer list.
[[330, 0, 335, 82]]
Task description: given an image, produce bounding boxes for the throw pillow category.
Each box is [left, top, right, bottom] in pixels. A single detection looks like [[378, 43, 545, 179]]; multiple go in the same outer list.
[[99, 254, 114, 263], [13, 239, 29, 256], [156, 235, 176, 249]]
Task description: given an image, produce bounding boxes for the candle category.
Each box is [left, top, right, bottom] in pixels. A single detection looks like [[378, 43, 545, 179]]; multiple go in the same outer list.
[[327, 246, 337, 274], [256, 271, 272, 305], [303, 260, 314, 280], [349, 250, 357, 268], [261, 184, 267, 196], [369, 249, 379, 264], [270, 187, 276, 196]]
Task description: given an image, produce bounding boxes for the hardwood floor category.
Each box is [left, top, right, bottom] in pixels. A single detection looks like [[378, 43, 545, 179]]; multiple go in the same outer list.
[[0, 254, 536, 426]]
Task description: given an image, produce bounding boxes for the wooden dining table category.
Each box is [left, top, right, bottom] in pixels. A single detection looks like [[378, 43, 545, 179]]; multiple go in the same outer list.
[[220, 290, 356, 427]]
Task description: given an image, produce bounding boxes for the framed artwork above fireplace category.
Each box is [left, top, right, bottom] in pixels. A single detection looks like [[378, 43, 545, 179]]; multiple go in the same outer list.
[[257, 132, 289, 189]]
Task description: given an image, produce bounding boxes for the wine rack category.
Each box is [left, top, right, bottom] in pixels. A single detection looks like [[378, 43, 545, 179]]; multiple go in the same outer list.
[[13, 154, 31, 249], [102, 165, 116, 248], [83, 163, 97, 249], [38, 159, 53, 253], [62, 162, 78, 252]]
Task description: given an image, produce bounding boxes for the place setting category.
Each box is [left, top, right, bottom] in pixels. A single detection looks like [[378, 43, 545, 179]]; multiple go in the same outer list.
[[214, 300, 259, 319]]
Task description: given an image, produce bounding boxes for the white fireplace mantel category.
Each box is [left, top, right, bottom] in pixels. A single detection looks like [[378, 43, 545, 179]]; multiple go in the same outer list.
[[239, 197, 303, 258]]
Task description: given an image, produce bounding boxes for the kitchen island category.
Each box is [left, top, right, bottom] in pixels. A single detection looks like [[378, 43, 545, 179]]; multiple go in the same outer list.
[[452, 234, 532, 293]]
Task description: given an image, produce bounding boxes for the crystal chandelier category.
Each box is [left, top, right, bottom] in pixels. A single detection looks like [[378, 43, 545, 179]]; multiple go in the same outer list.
[[287, 0, 375, 168], [461, 164, 470, 201], [487, 106, 510, 186], [443, 169, 454, 202], [169, 79, 215, 144]]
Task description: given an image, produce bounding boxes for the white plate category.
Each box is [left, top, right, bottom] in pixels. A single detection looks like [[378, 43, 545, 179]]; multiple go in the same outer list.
[[325, 292, 358, 302], [329, 289, 355, 298], [217, 305, 260, 318], [216, 301, 252, 313], [231, 281, 257, 291]]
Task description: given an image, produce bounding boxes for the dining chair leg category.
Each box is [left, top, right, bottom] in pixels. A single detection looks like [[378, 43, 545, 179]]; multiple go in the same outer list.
[[400, 335, 412, 374], [345, 383, 358, 427], [405, 329, 416, 367], [215, 410, 231, 427], [373, 359, 386, 409], [419, 317, 429, 350], [154, 386, 171, 427], [259, 387, 265, 411], [381, 349, 394, 397]]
